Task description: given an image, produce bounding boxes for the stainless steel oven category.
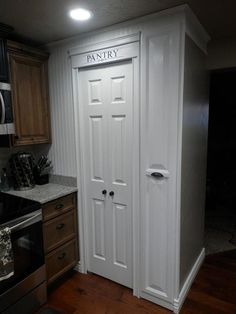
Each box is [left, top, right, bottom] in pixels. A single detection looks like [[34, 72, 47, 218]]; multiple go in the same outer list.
[[0, 195, 46, 314]]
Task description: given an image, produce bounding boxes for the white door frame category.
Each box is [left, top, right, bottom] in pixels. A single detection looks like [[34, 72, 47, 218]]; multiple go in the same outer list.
[[70, 35, 140, 296]]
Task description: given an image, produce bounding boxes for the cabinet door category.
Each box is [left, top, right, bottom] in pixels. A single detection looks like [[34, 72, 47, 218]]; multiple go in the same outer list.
[[9, 52, 51, 145], [0, 39, 9, 82], [140, 24, 181, 307]]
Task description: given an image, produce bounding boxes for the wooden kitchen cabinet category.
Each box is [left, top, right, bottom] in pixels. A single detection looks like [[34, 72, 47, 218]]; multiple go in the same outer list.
[[7, 41, 51, 146], [0, 39, 9, 82], [42, 192, 78, 285], [45, 239, 77, 285]]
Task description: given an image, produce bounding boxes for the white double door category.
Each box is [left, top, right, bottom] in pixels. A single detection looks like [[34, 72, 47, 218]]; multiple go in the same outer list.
[[79, 60, 133, 288]]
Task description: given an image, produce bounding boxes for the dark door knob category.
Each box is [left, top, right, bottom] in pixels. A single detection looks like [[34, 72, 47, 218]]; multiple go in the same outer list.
[[109, 191, 114, 197], [102, 190, 107, 195]]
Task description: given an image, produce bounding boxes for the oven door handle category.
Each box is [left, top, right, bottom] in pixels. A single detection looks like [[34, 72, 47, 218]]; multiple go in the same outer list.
[[9, 210, 42, 232], [0, 91, 6, 124]]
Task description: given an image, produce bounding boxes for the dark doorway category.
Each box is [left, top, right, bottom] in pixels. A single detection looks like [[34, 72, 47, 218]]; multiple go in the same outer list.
[[205, 69, 236, 254]]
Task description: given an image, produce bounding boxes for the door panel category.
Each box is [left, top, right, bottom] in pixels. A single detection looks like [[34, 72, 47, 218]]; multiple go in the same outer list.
[[140, 28, 180, 304], [108, 64, 132, 211], [89, 79, 102, 105], [142, 34, 170, 299], [111, 115, 127, 185], [89, 116, 105, 182], [145, 181, 168, 294], [79, 61, 133, 288], [112, 203, 128, 268], [83, 68, 108, 200], [111, 76, 125, 103], [92, 199, 106, 260]]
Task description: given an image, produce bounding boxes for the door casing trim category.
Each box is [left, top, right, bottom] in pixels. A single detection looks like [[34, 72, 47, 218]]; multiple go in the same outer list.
[[71, 35, 140, 296]]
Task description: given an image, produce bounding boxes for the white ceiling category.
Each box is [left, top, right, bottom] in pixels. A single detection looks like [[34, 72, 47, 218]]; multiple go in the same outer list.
[[0, 0, 235, 45]]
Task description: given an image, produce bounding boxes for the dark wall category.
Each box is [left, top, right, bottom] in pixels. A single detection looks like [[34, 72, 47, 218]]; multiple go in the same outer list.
[[206, 70, 236, 210]]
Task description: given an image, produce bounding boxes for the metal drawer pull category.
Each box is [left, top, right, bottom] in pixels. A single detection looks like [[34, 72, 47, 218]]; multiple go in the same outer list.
[[55, 203, 64, 210], [151, 172, 164, 179], [146, 165, 170, 179], [56, 223, 65, 230], [57, 252, 66, 260]]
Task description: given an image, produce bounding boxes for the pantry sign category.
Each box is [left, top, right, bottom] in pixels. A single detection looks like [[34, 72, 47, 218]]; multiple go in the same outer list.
[[70, 42, 139, 68], [86, 49, 118, 63]]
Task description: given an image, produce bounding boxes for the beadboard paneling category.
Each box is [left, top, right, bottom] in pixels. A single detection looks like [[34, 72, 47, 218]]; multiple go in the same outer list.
[[48, 47, 76, 177]]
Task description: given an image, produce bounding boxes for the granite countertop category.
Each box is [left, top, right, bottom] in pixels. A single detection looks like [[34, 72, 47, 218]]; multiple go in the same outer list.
[[5, 183, 78, 204]]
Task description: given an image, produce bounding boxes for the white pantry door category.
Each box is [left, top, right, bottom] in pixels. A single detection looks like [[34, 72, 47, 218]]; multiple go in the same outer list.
[[79, 61, 133, 288]]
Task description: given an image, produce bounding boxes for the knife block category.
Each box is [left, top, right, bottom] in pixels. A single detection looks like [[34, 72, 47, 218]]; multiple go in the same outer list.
[[35, 174, 49, 185], [33, 167, 49, 185]]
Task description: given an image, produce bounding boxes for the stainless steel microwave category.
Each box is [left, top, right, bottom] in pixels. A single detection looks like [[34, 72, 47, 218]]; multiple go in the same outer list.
[[0, 82, 15, 135]]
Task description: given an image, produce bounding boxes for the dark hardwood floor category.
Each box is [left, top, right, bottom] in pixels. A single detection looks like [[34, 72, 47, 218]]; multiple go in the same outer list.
[[44, 250, 236, 314]]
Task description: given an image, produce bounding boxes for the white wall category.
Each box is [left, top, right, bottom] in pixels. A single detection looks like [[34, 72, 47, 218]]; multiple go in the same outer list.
[[207, 37, 236, 70], [180, 35, 209, 289], [47, 46, 77, 177]]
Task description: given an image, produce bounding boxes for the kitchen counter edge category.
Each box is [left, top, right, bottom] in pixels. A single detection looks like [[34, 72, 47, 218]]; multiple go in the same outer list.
[[3, 183, 78, 204]]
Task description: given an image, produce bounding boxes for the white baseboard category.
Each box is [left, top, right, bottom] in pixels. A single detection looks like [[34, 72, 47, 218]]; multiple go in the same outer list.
[[173, 248, 205, 313], [140, 291, 175, 312], [74, 261, 82, 273]]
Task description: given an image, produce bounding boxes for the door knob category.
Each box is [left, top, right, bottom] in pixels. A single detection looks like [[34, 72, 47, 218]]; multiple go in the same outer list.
[[102, 190, 107, 195], [109, 191, 114, 197]]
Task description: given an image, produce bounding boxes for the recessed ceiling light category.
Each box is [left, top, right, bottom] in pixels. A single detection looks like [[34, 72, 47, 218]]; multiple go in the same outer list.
[[69, 8, 92, 21]]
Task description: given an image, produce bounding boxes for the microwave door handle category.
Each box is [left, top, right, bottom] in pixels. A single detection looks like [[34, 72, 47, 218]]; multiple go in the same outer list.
[[9, 210, 42, 232], [0, 91, 5, 124]]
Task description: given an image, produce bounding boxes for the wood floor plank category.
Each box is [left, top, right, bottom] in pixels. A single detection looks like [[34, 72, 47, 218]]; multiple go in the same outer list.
[[43, 250, 236, 314]]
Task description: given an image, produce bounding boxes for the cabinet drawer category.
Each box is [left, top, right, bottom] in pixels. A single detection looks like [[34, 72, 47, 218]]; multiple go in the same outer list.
[[45, 239, 77, 284], [43, 193, 76, 221], [43, 210, 77, 253]]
